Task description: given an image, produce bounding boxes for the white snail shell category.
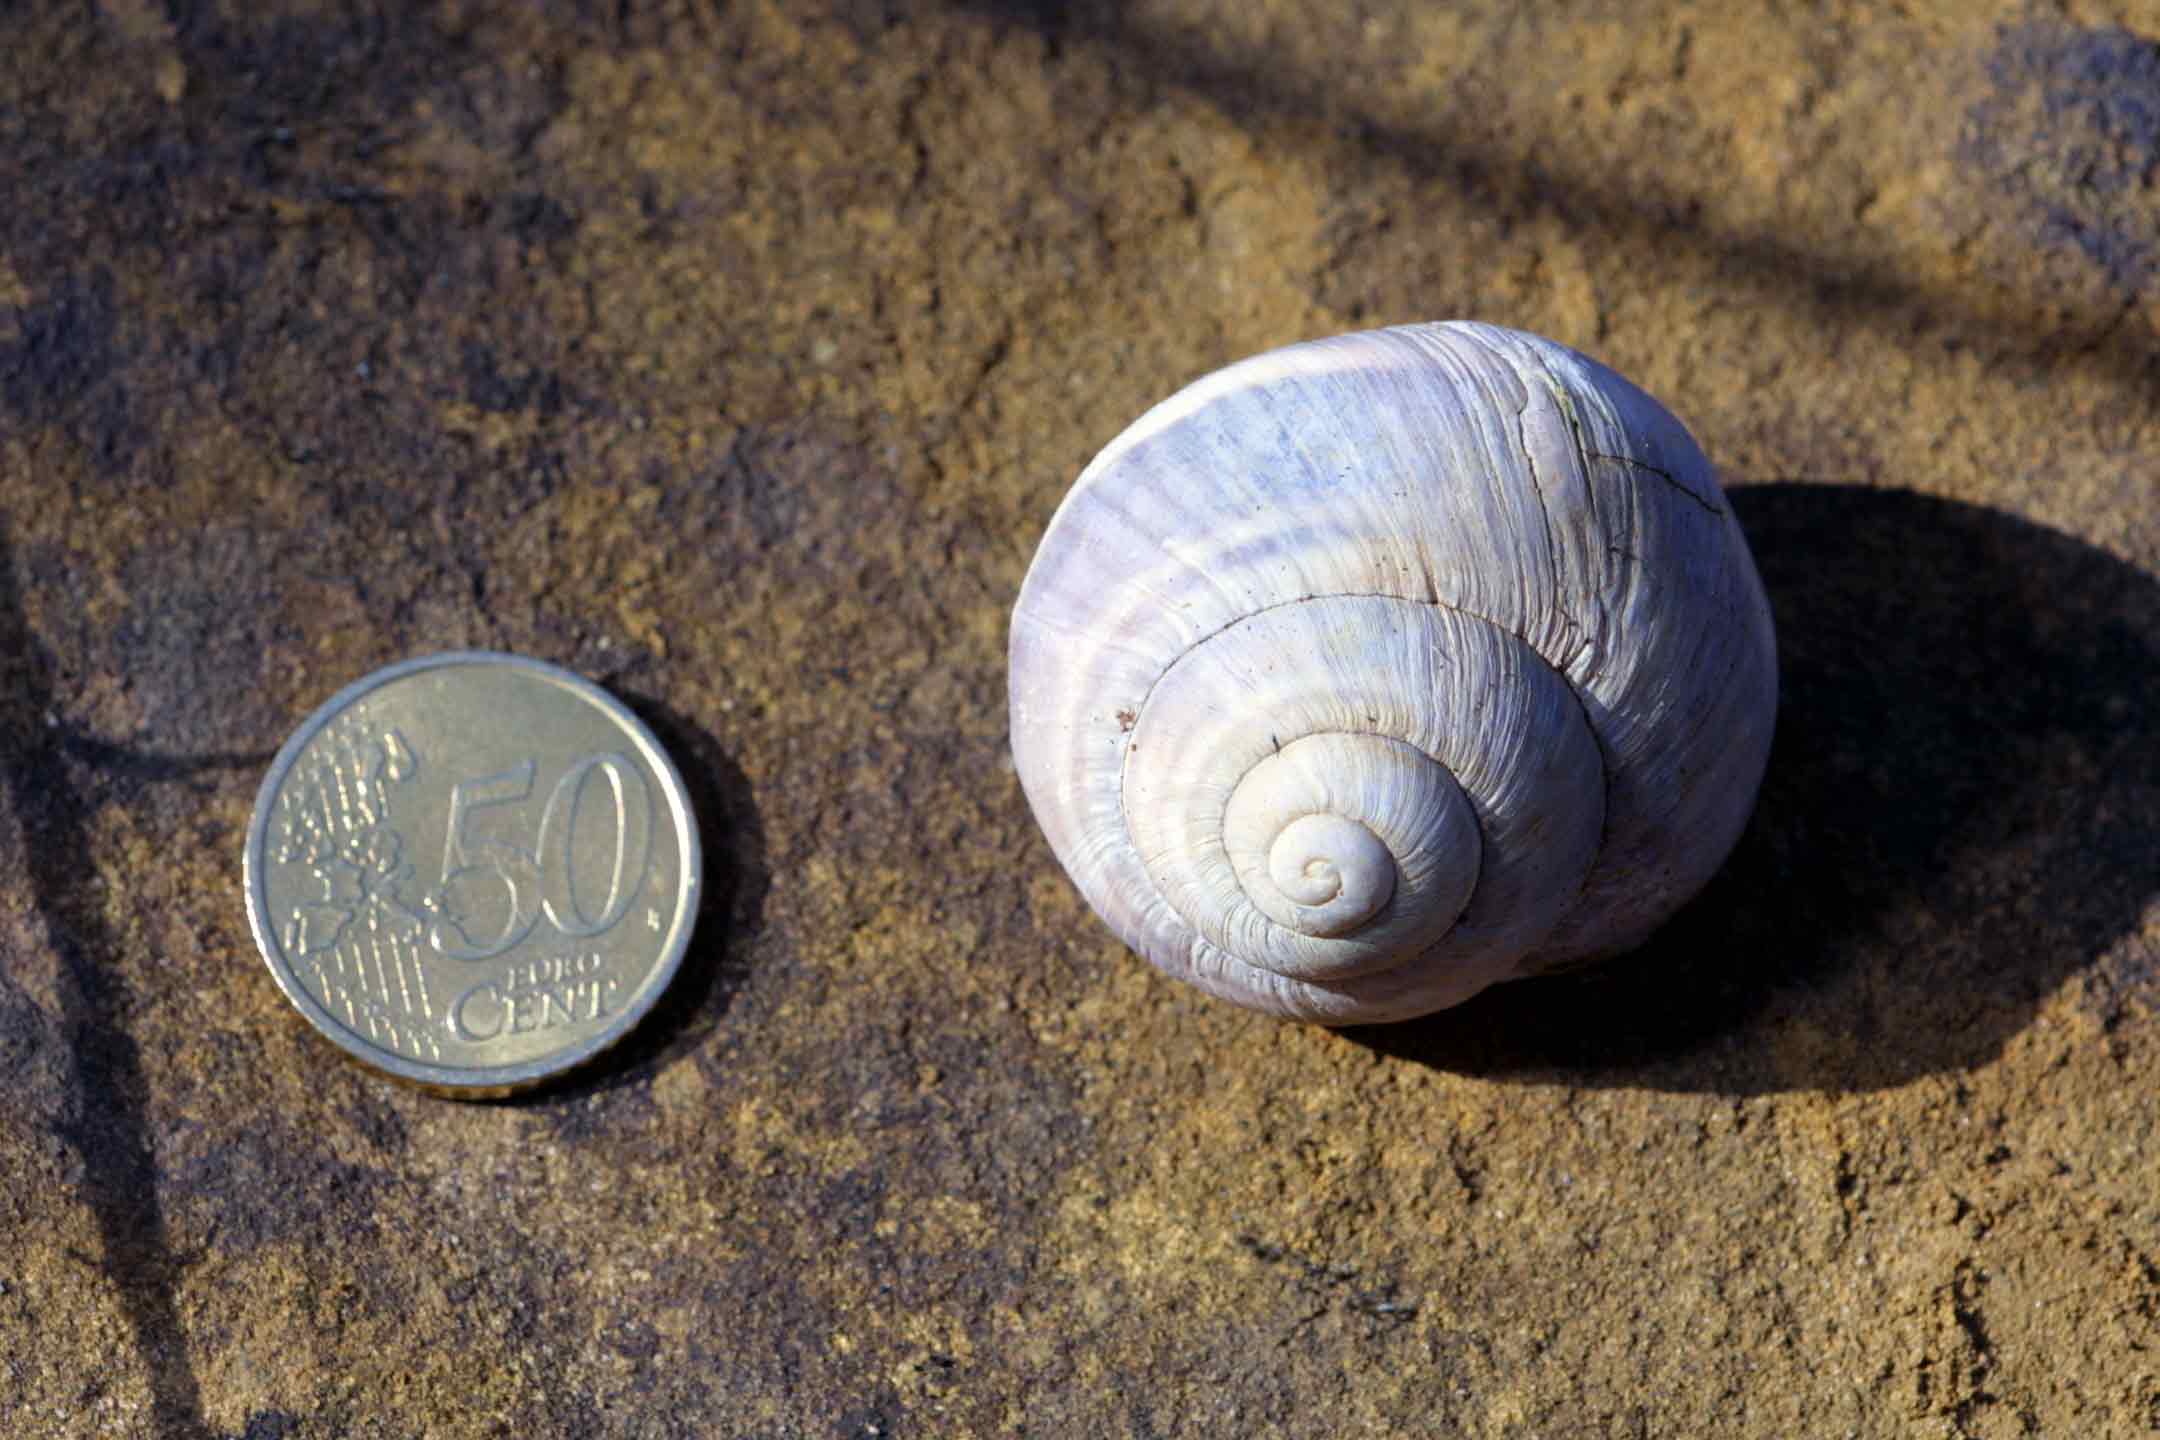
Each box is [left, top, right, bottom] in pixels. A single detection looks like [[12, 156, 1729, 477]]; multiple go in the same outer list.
[[1008, 322, 1777, 1024]]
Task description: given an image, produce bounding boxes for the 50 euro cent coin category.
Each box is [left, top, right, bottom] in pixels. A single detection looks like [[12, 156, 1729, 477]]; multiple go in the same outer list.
[[244, 652, 702, 1096]]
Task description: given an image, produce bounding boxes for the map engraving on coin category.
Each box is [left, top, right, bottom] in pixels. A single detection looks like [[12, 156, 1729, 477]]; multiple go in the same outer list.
[[244, 652, 702, 1094]]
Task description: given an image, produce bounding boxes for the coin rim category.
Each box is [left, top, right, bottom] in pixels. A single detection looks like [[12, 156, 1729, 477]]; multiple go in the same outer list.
[[243, 651, 703, 1094]]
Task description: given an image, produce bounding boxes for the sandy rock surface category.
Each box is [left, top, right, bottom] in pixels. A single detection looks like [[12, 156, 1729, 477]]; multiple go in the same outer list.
[[2, 1, 2157, 1435]]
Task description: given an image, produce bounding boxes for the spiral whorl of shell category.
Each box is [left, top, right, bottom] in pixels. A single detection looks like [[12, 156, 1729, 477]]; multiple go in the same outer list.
[[1009, 323, 1777, 1024]]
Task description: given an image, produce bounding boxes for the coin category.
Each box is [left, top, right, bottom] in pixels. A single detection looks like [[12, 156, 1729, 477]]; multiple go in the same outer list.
[[244, 652, 702, 1095]]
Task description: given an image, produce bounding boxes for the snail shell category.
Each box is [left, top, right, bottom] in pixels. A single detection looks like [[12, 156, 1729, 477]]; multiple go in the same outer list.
[[1008, 322, 1777, 1024]]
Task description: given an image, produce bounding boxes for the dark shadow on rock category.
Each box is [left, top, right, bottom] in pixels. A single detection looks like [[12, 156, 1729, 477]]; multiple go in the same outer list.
[[511, 695, 770, 1108], [1349, 484, 2160, 1095], [0, 520, 212, 1438]]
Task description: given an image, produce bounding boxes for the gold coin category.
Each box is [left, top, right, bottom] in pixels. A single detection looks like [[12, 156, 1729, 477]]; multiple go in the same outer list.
[[243, 652, 701, 1095]]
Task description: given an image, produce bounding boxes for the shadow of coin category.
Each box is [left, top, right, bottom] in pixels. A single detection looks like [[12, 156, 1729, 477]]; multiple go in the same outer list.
[[1347, 483, 2160, 1094], [512, 694, 769, 1107]]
